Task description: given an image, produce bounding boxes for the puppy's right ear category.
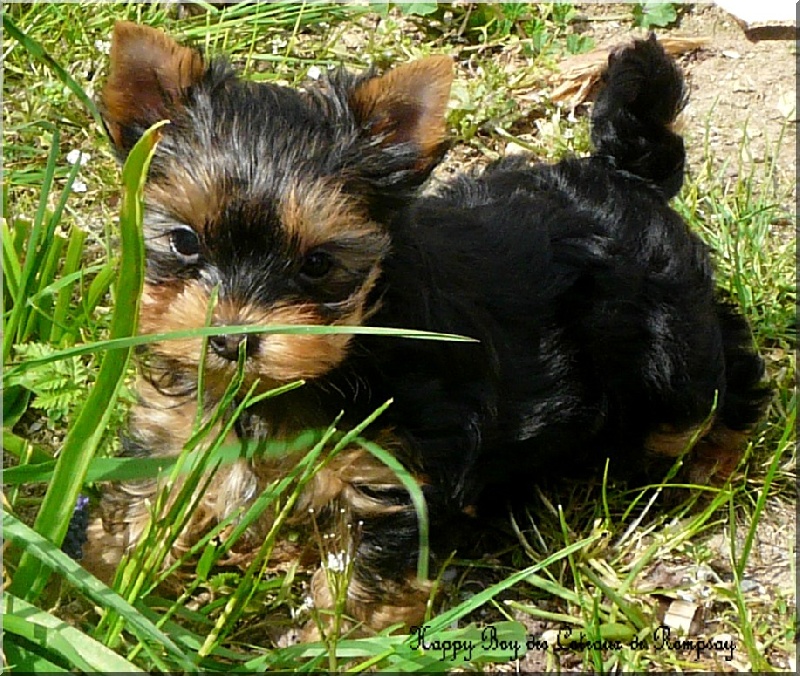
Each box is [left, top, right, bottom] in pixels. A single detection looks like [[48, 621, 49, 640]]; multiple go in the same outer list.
[[101, 22, 205, 155]]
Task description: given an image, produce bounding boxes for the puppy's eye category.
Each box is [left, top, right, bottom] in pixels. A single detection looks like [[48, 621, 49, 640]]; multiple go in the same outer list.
[[299, 250, 335, 281], [169, 227, 202, 263]]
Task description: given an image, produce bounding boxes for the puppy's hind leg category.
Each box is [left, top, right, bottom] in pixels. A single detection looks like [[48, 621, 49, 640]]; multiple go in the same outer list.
[[644, 303, 770, 484], [684, 303, 770, 483]]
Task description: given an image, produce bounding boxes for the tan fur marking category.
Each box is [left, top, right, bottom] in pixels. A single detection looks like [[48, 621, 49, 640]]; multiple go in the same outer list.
[[295, 442, 431, 639], [129, 378, 199, 453], [85, 455, 267, 587], [83, 384, 268, 585], [84, 434, 424, 597], [294, 447, 418, 518], [686, 424, 753, 484], [138, 281, 214, 370], [147, 178, 224, 232], [646, 418, 755, 484], [644, 418, 714, 457], [256, 303, 359, 382], [279, 181, 384, 251]]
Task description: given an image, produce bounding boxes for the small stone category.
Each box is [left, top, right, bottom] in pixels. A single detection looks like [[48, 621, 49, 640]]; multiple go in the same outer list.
[[739, 578, 761, 593], [505, 141, 529, 156]]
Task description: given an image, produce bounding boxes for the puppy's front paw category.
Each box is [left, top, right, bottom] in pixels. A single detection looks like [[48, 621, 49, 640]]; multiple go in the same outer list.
[[300, 565, 432, 641]]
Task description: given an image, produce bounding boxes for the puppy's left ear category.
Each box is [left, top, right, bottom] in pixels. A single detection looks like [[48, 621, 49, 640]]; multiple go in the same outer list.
[[349, 56, 453, 185], [101, 22, 206, 156]]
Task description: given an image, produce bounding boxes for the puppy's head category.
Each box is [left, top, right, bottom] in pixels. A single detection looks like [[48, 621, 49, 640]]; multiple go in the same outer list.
[[100, 22, 453, 392]]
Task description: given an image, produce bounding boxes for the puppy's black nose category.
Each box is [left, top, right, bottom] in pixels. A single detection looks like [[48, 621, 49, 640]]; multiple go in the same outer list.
[[208, 333, 259, 362]]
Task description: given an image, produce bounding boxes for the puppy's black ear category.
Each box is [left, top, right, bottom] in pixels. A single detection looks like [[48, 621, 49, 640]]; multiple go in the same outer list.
[[348, 56, 453, 187], [100, 22, 205, 156]]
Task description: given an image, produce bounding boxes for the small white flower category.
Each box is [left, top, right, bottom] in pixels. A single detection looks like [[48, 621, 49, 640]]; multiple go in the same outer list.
[[66, 149, 91, 166], [290, 594, 315, 619], [271, 37, 288, 55], [71, 180, 88, 193], [307, 65, 322, 81], [325, 551, 349, 573], [94, 39, 111, 54]]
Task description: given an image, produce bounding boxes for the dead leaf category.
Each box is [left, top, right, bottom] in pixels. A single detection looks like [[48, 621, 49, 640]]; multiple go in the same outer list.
[[663, 599, 704, 635]]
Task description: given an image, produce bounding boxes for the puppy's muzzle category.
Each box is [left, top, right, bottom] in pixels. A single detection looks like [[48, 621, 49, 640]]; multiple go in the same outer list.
[[209, 332, 260, 361]]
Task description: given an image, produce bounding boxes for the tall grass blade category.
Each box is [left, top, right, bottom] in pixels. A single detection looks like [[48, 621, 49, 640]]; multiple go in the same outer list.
[[50, 225, 88, 344], [3, 128, 60, 362], [2, 594, 145, 673], [734, 404, 795, 579], [9, 121, 166, 601], [3, 429, 323, 486], [2, 512, 193, 670], [6, 324, 476, 379], [2, 218, 22, 300]]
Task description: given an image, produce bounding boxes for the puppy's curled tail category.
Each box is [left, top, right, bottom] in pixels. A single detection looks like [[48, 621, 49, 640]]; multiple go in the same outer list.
[[591, 34, 687, 198]]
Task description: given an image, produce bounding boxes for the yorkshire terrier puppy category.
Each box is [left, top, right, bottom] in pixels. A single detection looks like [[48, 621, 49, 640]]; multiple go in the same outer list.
[[83, 23, 768, 635]]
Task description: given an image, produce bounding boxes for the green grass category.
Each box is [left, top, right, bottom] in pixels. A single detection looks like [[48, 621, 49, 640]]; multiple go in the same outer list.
[[3, 2, 795, 673]]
